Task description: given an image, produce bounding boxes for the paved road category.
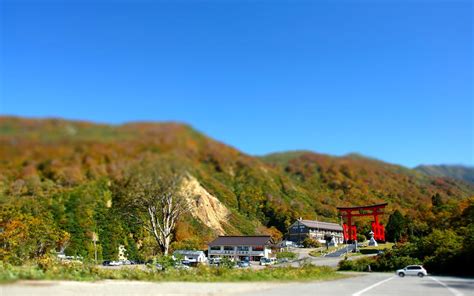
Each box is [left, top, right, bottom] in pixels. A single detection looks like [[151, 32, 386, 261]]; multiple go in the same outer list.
[[3, 273, 473, 296], [245, 273, 474, 296], [280, 246, 369, 268], [326, 244, 356, 258]]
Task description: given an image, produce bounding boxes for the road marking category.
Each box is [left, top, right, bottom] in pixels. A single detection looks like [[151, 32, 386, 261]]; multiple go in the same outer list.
[[352, 276, 395, 296], [428, 276, 464, 296]]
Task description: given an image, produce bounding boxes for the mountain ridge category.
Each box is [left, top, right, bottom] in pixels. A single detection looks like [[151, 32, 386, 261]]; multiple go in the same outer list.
[[415, 164, 474, 185]]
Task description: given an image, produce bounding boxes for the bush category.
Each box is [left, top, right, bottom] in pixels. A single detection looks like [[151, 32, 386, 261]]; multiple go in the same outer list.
[[357, 234, 366, 242], [302, 237, 321, 248], [218, 257, 236, 269], [338, 257, 374, 272]]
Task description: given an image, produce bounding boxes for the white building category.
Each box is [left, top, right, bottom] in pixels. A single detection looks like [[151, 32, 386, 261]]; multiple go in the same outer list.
[[207, 236, 273, 262], [173, 250, 207, 263]]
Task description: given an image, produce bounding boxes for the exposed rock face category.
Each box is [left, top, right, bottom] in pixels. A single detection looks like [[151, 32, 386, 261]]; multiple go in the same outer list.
[[180, 175, 230, 235]]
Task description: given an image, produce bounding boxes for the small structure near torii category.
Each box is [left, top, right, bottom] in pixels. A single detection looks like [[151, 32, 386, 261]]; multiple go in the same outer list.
[[337, 202, 387, 243]]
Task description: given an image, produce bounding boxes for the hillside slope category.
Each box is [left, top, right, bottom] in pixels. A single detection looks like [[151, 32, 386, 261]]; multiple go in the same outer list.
[[1, 117, 473, 260], [415, 164, 474, 185]]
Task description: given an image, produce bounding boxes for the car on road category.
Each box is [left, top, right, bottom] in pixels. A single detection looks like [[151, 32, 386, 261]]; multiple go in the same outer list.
[[237, 261, 250, 268], [278, 258, 289, 263], [103, 261, 122, 266], [396, 265, 427, 277], [102, 260, 111, 266], [260, 258, 277, 266]]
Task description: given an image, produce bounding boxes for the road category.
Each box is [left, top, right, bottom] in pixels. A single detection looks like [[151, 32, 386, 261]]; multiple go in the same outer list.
[[2, 273, 473, 296], [280, 246, 368, 268]]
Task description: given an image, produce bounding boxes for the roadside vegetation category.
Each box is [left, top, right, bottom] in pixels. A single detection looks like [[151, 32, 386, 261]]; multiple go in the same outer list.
[[0, 260, 342, 283]]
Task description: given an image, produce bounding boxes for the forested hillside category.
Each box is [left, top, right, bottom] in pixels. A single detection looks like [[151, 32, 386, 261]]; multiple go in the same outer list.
[[415, 164, 474, 185], [1, 117, 473, 263]]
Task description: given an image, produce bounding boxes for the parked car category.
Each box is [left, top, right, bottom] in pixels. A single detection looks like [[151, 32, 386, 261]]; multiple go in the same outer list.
[[260, 258, 277, 266], [109, 261, 122, 266], [237, 261, 250, 268], [181, 260, 191, 266], [278, 258, 289, 263], [396, 265, 427, 277], [102, 260, 111, 266]]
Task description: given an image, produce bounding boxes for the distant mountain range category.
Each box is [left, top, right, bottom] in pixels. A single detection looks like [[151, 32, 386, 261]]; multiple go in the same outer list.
[[415, 165, 474, 185]]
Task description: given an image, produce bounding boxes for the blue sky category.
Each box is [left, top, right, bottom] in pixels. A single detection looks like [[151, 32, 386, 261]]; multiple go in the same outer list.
[[0, 0, 472, 167]]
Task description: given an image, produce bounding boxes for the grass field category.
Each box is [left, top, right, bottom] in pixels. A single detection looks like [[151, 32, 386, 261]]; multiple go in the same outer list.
[[0, 262, 345, 283]]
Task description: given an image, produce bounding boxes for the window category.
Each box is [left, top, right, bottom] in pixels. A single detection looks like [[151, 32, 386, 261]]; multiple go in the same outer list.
[[210, 246, 221, 251], [407, 266, 421, 270], [252, 246, 264, 251], [237, 246, 249, 251], [223, 246, 234, 251]]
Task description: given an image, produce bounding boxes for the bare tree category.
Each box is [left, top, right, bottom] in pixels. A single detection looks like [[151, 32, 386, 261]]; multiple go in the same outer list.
[[114, 160, 189, 255]]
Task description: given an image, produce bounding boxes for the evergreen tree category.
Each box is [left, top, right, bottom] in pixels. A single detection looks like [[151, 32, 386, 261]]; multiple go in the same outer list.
[[386, 210, 406, 242]]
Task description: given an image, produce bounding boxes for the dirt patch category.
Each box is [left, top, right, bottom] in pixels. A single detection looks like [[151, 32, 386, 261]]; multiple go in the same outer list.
[[180, 175, 230, 234]]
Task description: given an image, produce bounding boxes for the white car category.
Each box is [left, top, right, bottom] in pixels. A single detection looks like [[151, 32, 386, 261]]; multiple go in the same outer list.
[[396, 265, 428, 277]]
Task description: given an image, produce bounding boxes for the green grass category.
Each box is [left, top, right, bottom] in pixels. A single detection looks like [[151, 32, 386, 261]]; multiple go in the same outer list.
[[0, 262, 345, 283], [360, 243, 394, 251], [276, 251, 297, 260]]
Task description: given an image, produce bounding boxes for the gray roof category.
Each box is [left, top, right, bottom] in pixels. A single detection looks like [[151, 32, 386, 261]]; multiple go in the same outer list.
[[173, 250, 205, 256], [295, 220, 343, 231], [208, 236, 272, 247]]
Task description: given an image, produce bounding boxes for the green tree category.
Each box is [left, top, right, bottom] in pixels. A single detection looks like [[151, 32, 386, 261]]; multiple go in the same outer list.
[[386, 210, 406, 242]]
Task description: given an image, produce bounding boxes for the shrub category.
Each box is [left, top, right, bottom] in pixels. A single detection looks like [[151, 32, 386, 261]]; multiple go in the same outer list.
[[302, 237, 321, 248], [338, 257, 374, 272], [357, 234, 366, 242], [218, 257, 236, 269]]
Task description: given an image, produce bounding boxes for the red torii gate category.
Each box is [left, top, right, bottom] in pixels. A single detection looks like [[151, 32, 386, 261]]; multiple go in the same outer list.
[[337, 203, 387, 243]]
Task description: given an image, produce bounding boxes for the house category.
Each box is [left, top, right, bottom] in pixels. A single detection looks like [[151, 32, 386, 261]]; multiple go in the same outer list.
[[207, 235, 273, 262], [173, 250, 207, 263], [288, 218, 344, 245]]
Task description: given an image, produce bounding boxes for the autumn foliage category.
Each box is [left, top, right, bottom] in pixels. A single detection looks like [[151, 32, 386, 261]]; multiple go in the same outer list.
[[0, 117, 473, 264]]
